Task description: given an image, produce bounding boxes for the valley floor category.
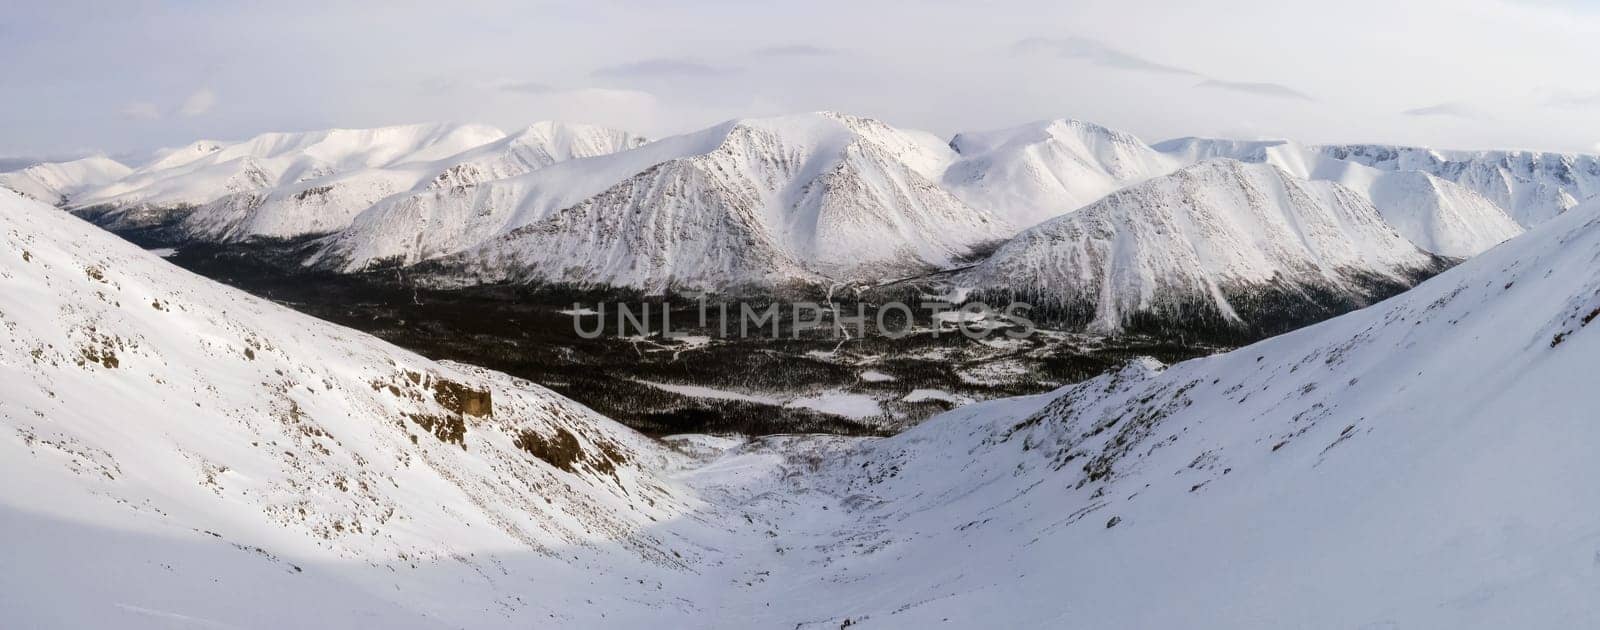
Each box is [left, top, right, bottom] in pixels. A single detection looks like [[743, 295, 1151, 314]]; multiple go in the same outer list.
[[152, 238, 1213, 437]]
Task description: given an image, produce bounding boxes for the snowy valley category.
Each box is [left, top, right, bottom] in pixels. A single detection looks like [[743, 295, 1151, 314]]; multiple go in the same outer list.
[[5, 134, 1600, 625]]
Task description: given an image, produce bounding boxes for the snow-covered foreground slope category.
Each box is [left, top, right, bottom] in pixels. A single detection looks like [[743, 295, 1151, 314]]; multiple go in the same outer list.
[[0, 156, 131, 205], [317, 112, 1011, 291], [684, 193, 1600, 628], [1157, 137, 1524, 258], [0, 189, 700, 627], [955, 159, 1445, 336], [1319, 144, 1600, 227], [944, 119, 1180, 227]]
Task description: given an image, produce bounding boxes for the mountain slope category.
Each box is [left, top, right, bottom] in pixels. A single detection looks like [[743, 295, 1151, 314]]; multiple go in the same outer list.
[[70, 123, 508, 232], [1156, 137, 1524, 258], [425, 121, 649, 189], [0, 156, 132, 205], [1319, 144, 1600, 227], [956, 159, 1446, 337], [943, 119, 1180, 227], [0, 188, 694, 627], [174, 122, 645, 243], [317, 112, 1011, 291], [746, 192, 1600, 628]]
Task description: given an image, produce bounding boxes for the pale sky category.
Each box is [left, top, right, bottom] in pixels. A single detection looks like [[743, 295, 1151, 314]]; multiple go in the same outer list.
[[7, 0, 1600, 163]]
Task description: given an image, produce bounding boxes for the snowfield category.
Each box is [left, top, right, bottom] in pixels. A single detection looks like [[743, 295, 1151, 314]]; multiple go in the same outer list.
[[5, 129, 1600, 629]]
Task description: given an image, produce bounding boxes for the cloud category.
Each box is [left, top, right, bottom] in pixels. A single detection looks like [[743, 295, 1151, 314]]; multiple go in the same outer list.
[[480, 78, 553, 94], [1400, 102, 1480, 118], [591, 58, 734, 79], [178, 88, 216, 117], [752, 44, 840, 58], [1013, 36, 1197, 76], [1195, 79, 1315, 101], [120, 102, 162, 121]]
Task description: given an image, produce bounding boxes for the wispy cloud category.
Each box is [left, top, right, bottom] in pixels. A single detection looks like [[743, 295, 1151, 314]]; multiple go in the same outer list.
[[1013, 36, 1197, 76], [752, 44, 840, 58], [120, 101, 162, 121], [591, 58, 733, 79], [178, 88, 216, 117], [1400, 102, 1480, 119], [481, 78, 553, 94], [419, 77, 554, 95], [1196, 79, 1315, 102]]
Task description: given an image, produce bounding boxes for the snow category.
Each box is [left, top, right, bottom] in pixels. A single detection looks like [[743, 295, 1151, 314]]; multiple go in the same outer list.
[[33, 112, 1563, 303], [945, 119, 1181, 227], [859, 369, 896, 382], [635, 380, 883, 419], [900, 388, 971, 405], [0, 189, 696, 628], [73, 122, 645, 243], [785, 391, 882, 419], [0, 156, 131, 205], [1320, 144, 1600, 227], [74, 122, 509, 214], [6, 159, 1600, 626], [960, 158, 1441, 333], [635, 380, 784, 405], [314, 112, 1012, 290], [1155, 136, 1525, 258]]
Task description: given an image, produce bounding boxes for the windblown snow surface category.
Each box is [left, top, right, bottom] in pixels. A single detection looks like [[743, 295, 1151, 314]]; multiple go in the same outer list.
[[957, 159, 1446, 334], [6, 162, 1600, 627]]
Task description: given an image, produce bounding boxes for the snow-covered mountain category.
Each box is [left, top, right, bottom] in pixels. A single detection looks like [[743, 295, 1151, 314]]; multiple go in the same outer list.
[[69, 123, 510, 232], [956, 159, 1446, 336], [315, 112, 1012, 291], [0, 188, 697, 627], [0, 156, 131, 206], [933, 121, 1523, 260], [172, 122, 646, 243], [425, 121, 649, 190], [9, 171, 1599, 627], [1155, 137, 1524, 258], [943, 119, 1180, 227], [1318, 144, 1600, 227]]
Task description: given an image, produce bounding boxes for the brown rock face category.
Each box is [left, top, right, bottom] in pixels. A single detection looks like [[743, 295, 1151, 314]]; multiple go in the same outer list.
[[433, 379, 493, 418]]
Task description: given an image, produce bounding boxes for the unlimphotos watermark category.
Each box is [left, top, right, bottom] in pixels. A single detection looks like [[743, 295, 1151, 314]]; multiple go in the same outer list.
[[568, 299, 1036, 340]]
